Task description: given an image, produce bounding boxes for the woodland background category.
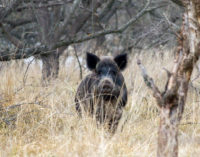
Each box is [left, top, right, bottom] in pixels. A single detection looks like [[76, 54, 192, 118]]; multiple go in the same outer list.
[[0, 0, 200, 157]]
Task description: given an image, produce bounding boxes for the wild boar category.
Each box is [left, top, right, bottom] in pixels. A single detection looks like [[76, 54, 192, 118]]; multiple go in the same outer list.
[[75, 52, 128, 133]]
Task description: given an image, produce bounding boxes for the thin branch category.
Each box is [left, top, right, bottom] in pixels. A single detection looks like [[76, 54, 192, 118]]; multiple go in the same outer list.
[[16, 1, 66, 11], [0, 23, 24, 48], [98, 0, 116, 22], [137, 59, 163, 107], [4, 18, 34, 28], [69, 0, 102, 36], [162, 13, 181, 39], [23, 57, 35, 85], [0, 45, 48, 61], [170, 0, 184, 6], [73, 46, 83, 80], [167, 50, 183, 89], [163, 68, 172, 93], [0, 0, 23, 21], [99, 0, 115, 17], [57, 0, 81, 38]]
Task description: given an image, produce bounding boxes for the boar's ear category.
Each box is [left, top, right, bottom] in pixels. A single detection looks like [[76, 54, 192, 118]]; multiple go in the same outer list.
[[86, 52, 100, 70], [114, 53, 127, 71]]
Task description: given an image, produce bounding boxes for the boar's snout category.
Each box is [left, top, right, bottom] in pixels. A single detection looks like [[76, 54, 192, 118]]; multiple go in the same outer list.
[[101, 79, 113, 92], [98, 78, 115, 99]]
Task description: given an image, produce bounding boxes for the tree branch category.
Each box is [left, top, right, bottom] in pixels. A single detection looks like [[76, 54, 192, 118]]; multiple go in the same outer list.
[[16, 1, 66, 11], [3, 18, 34, 28], [0, 23, 24, 48], [170, 0, 184, 6], [137, 59, 163, 107], [98, 0, 116, 23], [56, 0, 81, 38], [0, 46, 47, 61], [54, 0, 154, 48], [0, 0, 23, 21]]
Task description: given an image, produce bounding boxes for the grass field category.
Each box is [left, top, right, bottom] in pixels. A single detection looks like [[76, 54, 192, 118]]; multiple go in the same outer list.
[[0, 50, 200, 157]]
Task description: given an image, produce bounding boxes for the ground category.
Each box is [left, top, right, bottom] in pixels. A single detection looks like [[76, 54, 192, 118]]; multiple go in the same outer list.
[[0, 50, 200, 157]]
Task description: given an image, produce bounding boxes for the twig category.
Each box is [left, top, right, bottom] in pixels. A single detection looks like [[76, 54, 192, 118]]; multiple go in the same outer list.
[[23, 57, 35, 85], [4, 18, 34, 28], [98, 0, 116, 20], [163, 68, 172, 93], [170, 0, 184, 6], [0, 23, 24, 48], [167, 50, 183, 89], [162, 13, 181, 39], [16, 1, 66, 11], [0, 0, 23, 22], [57, 0, 81, 38], [73, 46, 83, 80]]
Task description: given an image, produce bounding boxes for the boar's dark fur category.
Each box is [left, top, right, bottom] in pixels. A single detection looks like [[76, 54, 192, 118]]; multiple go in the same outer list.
[[75, 52, 128, 133]]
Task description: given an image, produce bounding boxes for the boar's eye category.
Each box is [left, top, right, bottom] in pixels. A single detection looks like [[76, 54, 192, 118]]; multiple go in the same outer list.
[[97, 70, 103, 75], [110, 70, 117, 76]]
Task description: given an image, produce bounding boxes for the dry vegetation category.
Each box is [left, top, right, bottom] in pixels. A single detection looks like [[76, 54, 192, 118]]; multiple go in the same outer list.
[[0, 50, 200, 157]]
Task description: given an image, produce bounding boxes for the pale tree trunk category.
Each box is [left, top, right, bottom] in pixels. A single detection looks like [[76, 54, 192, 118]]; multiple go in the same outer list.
[[41, 47, 66, 82], [41, 52, 60, 81], [138, 1, 200, 157]]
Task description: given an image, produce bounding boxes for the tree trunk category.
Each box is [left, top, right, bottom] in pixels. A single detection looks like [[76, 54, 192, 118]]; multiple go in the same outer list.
[[41, 52, 60, 82], [157, 108, 180, 157], [35, 6, 63, 82]]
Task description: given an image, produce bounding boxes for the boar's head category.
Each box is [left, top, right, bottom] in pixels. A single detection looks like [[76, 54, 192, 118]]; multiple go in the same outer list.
[[86, 52, 127, 101]]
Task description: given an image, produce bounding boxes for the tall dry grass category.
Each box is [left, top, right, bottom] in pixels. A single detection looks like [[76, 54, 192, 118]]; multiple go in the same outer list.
[[0, 51, 200, 157]]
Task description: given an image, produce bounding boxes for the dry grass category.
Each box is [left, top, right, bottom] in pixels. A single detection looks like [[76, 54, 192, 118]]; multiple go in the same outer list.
[[0, 51, 200, 157]]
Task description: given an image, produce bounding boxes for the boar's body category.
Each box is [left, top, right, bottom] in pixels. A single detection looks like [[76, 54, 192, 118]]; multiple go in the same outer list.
[[75, 53, 128, 132]]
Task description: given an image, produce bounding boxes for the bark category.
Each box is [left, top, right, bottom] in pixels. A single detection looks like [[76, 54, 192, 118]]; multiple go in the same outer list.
[[41, 52, 60, 82]]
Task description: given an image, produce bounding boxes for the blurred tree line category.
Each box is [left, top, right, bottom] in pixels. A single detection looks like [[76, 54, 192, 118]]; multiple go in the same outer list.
[[0, 0, 183, 81]]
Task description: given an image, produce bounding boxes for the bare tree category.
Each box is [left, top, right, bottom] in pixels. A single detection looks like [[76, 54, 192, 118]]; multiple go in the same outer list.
[[138, 0, 200, 156], [0, 0, 167, 82]]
